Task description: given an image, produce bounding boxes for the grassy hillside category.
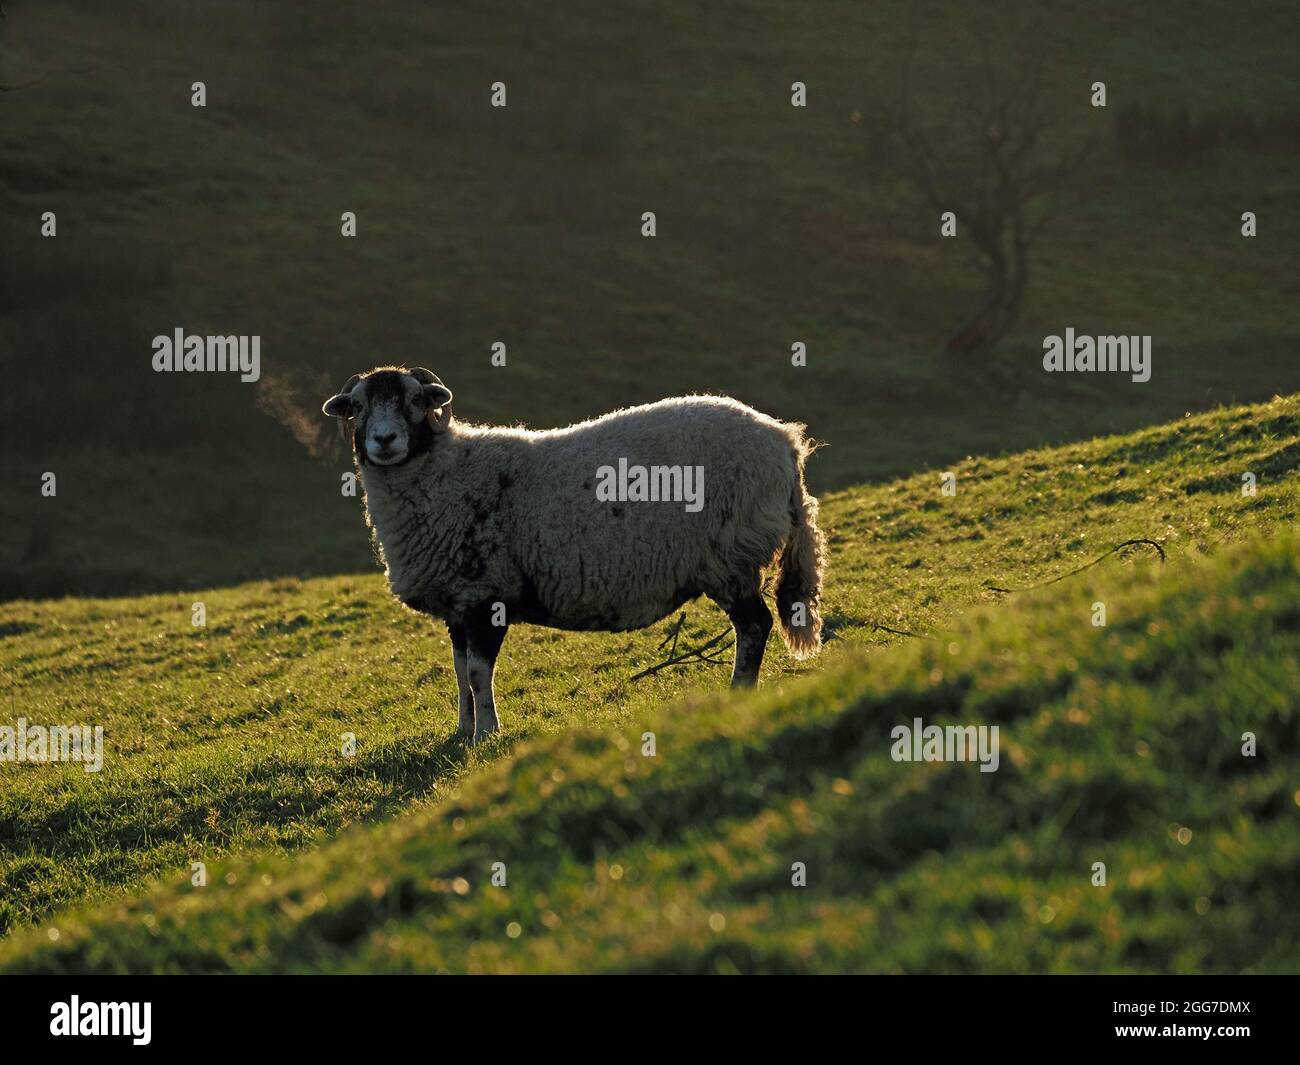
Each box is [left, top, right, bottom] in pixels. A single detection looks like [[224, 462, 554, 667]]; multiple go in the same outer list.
[[5, 531, 1298, 974], [3, 0, 1298, 595], [1, 395, 1297, 971]]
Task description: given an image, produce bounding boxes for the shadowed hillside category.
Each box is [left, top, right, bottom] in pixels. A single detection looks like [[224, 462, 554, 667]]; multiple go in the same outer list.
[[1, 395, 1297, 971]]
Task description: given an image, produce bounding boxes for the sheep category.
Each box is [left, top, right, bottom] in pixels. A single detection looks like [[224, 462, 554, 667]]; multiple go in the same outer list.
[[322, 366, 826, 742]]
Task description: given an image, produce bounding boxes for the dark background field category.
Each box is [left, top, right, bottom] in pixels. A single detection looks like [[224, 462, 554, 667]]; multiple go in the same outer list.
[[2, 0, 1297, 599], [2, 0, 1298, 975]]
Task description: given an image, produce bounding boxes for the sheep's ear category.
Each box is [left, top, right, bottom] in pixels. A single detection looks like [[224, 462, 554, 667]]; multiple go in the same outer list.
[[408, 367, 453, 410], [322, 393, 353, 417], [322, 374, 361, 417]]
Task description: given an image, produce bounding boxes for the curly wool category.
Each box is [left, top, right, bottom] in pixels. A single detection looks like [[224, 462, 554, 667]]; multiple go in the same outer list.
[[356, 394, 823, 652]]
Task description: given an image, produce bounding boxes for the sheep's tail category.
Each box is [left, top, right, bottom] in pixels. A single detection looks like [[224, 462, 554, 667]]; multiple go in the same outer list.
[[775, 444, 826, 660]]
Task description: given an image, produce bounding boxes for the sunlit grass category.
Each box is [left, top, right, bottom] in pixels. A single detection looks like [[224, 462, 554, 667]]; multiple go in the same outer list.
[[1, 395, 1297, 970]]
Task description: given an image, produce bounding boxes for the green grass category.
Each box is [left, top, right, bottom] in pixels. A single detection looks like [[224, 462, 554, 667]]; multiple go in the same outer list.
[[1, 395, 1297, 971], [3, 0, 1298, 594]]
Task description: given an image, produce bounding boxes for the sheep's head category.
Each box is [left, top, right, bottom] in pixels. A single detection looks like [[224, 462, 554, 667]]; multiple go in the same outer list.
[[321, 367, 453, 466]]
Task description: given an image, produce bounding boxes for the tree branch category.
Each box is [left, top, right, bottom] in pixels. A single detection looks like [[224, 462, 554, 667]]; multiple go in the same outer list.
[[630, 624, 734, 682]]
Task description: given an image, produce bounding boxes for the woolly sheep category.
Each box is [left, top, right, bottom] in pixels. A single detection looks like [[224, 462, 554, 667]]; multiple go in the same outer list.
[[322, 366, 825, 741]]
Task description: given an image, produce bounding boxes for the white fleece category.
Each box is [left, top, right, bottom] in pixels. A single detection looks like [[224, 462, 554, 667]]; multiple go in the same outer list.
[[357, 394, 816, 631]]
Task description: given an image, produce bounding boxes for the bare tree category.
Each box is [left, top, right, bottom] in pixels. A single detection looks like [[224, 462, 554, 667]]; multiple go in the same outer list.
[[895, 37, 1096, 357]]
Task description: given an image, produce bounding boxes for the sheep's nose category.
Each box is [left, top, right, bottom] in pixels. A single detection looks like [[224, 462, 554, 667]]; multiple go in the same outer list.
[[373, 431, 398, 447]]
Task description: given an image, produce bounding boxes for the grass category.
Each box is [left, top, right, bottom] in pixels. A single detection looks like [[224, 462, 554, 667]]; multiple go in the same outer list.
[[2, 0, 1299, 594], [1, 394, 1297, 971]]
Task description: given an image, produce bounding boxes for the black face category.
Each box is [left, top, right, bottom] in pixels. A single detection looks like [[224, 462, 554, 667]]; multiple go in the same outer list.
[[348, 371, 437, 467]]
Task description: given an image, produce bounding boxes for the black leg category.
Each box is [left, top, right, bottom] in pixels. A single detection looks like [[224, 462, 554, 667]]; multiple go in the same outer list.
[[726, 595, 772, 688], [446, 621, 474, 736], [462, 602, 509, 740]]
